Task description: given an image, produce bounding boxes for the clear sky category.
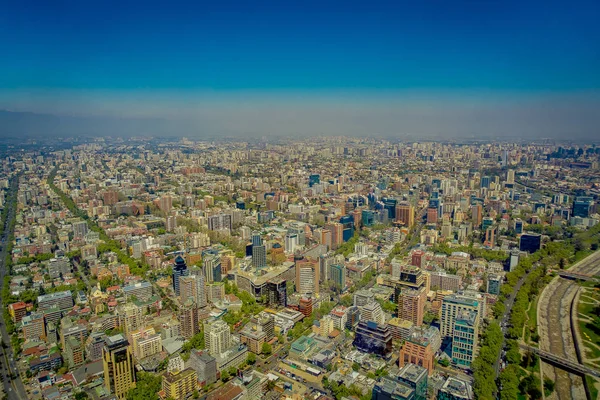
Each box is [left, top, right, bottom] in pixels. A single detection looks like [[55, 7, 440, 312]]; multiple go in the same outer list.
[[1, 0, 599, 139]]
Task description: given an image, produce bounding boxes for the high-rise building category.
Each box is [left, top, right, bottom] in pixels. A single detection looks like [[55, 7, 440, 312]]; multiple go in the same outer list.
[[251, 232, 262, 247], [129, 327, 162, 360], [267, 278, 287, 307], [103, 334, 136, 399], [65, 336, 85, 369], [340, 215, 355, 242], [354, 289, 375, 307], [203, 254, 221, 283], [440, 295, 479, 338], [37, 290, 74, 312], [514, 218, 523, 234], [162, 368, 198, 400], [382, 198, 398, 220], [325, 222, 344, 249], [328, 263, 346, 290], [285, 233, 299, 253], [117, 303, 144, 335], [430, 272, 462, 292], [179, 300, 200, 339], [480, 176, 490, 189], [486, 275, 501, 295], [346, 306, 361, 329], [309, 174, 320, 187], [452, 310, 479, 368], [506, 170, 515, 184], [252, 245, 267, 268], [166, 215, 178, 232], [426, 207, 438, 224], [399, 327, 441, 376], [573, 196, 594, 218], [189, 350, 217, 386], [180, 274, 207, 307], [207, 214, 232, 231], [397, 287, 426, 327], [299, 296, 313, 317], [397, 363, 428, 400], [204, 320, 231, 356], [372, 376, 415, 400], [73, 221, 89, 239], [359, 301, 385, 325], [172, 255, 189, 296], [353, 321, 393, 358], [519, 233, 541, 253], [296, 259, 319, 296], [411, 250, 424, 268], [470, 204, 482, 227], [437, 376, 474, 400], [85, 332, 106, 362], [396, 203, 415, 228], [362, 210, 376, 227], [159, 195, 173, 213], [22, 312, 46, 341]]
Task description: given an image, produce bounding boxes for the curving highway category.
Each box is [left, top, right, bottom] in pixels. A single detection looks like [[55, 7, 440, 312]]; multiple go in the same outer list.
[[538, 251, 600, 400]]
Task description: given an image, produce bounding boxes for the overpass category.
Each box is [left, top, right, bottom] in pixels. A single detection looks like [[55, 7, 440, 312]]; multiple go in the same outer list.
[[520, 344, 600, 378], [557, 270, 600, 282]]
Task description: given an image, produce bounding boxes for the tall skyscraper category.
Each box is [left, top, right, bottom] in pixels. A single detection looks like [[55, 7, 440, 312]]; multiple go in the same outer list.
[[440, 295, 480, 338], [252, 245, 267, 268], [480, 176, 490, 189], [251, 231, 262, 247], [103, 334, 136, 399], [395, 203, 415, 228], [471, 204, 482, 227], [426, 207, 438, 224], [328, 263, 346, 290], [296, 259, 319, 296], [340, 215, 355, 242], [267, 278, 287, 307], [172, 255, 189, 297], [397, 287, 426, 327], [506, 169, 515, 184], [179, 274, 207, 308], [452, 309, 479, 368]]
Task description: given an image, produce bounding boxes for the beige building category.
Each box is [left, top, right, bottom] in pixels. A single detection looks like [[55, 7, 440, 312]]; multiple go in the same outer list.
[[130, 327, 162, 360]]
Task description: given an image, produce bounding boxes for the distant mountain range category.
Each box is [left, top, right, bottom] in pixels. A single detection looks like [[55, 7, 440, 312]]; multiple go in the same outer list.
[[0, 110, 175, 138]]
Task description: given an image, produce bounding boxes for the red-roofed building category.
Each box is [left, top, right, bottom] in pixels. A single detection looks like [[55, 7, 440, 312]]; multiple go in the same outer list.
[[8, 301, 28, 323], [206, 381, 244, 400]]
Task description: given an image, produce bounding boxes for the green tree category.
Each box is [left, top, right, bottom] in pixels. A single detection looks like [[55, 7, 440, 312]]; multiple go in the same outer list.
[[220, 370, 230, 382], [262, 342, 272, 355], [247, 352, 257, 365], [126, 372, 162, 400]]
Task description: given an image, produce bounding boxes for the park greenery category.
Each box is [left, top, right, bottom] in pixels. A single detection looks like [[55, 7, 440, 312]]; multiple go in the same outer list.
[[431, 242, 509, 262], [473, 222, 600, 399]]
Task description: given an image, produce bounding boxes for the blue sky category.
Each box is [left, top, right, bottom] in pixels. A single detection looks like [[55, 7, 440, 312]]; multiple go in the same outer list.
[[1, 0, 599, 138]]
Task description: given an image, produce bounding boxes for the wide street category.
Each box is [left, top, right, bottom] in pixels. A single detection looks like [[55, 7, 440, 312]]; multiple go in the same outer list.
[[0, 175, 28, 400], [493, 262, 542, 379]]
